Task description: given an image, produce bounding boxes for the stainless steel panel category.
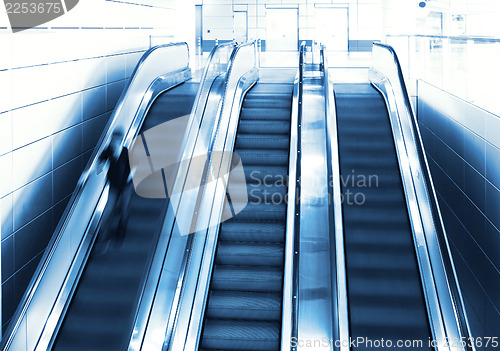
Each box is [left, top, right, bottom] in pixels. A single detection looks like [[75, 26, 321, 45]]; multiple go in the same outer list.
[[282, 43, 341, 351], [297, 73, 334, 351], [324, 47, 350, 351]]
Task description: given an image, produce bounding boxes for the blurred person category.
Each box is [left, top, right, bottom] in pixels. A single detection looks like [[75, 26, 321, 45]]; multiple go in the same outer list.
[[97, 129, 133, 250]]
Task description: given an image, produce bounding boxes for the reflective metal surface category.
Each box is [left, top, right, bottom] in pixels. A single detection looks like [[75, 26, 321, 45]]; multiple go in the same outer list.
[[0, 43, 192, 351], [128, 42, 235, 351], [172, 41, 258, 351], [129, 42, 236, 351], [133, 41, 259, 351], [322, 46, 350, 351], [369, 43, 472, 351], [286, 42, 336, 351], [280, 42, 302, 351]]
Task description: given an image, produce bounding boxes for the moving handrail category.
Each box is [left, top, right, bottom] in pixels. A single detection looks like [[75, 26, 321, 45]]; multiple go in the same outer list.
[[280, 41, 304, 350], [127, 41, 236, 351], [0, 43, 192, 351], [369, 42, 473, 351], [135, 41, 259, 351], [321, 45, 350, 351]]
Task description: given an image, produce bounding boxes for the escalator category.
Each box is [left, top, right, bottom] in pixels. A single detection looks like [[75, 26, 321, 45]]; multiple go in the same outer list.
[[199, 78, 294, 351], [52, 81, 199, 351], [335, 83, 432, 350]]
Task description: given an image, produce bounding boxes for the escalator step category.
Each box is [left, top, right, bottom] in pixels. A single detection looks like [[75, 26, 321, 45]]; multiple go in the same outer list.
[[201, 81, 290, 351], [240, 107, 291, 121], [341, 140, 395, 153], [211, 265, 283, 293], [343, 210, 408, 230], [236, 134, 289, 150], [219, 221, 285, 243], [341, 227, 413, 246], [238, 120, 290, 135], [348, 275, 424, 300], [216, 242, 283, 267], [349, 302, 430, 330], [225, 202, 286, 221], [346, 251, 421, 272], [228, 182, 286, 204], [338, 125, 390, 138], [201, 320, 280, 351], [244, 166, 288, 184], [236, 149, 289, 166], [249, 83, 293, 95], [243, 92, 291, 100], [205, 291, 281, 320], [340, 155, 398, 169]]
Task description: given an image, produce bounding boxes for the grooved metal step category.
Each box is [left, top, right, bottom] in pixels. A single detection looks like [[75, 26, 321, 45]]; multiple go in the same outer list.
[[200, 81, 292, 351]]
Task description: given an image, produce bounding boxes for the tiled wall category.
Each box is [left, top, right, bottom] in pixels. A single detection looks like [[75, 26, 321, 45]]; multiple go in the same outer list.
[[417, 80, 500, 340], [0, 0, 194, 331], [197, 0, 384, 52]]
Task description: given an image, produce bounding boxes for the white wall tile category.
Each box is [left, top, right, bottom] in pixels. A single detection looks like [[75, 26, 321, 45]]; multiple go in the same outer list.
[[204, 16, 234, 30], [44, 61, 83, 99], [12, 102, 53, 150], [82, 85, 107, 121], [106, 54, 127, 83], [0, 70, 14, 113], [106, 80, 127, 111], [79, 57, 107, 90], [12, 136, 52, 191], [204, 4, 234, 17], [0, 153, 13, 198], [1, 194, 13, 239], [0, 111, 13, 156], [51, 93, 82, 133]]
